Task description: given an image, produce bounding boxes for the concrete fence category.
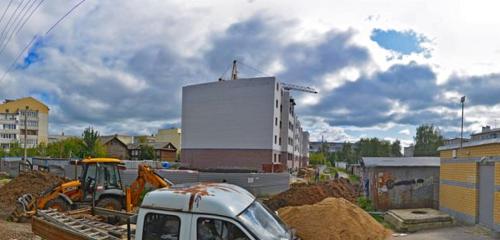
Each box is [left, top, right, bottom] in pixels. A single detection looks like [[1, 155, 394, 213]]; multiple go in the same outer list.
[[1, 158, 290, 197]]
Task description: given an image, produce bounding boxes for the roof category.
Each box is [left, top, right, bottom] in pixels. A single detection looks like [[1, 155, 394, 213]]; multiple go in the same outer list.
[[142, 183, 255, 217], [128, 142, 177, 151], [80, 158, 122, 164], [0, 97, 49, 114], [362, 157, 440, 167], [100, 135, 128, 148], [438, 138, 500, 151], [470, 128, 500, 136]]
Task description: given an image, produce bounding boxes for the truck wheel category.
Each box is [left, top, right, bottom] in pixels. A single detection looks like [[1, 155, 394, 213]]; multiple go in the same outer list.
[[97, 197, 123, 211], [46, 198, 70, 212]]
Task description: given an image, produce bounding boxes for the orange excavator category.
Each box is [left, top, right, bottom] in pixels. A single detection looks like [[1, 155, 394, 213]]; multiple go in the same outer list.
[[11, 158, 172, 221]]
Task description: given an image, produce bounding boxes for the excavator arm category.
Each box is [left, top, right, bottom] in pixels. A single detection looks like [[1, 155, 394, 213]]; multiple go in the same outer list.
[[126, 164, 172, 211]]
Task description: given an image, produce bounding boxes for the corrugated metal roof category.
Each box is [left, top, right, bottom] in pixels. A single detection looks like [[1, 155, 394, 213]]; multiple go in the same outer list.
[[362, 157, 440, 167]]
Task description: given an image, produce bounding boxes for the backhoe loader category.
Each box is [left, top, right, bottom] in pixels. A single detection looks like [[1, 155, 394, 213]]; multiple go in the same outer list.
[[10, 158, 173, 221]]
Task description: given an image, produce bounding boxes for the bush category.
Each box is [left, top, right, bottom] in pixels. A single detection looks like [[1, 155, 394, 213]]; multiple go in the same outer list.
[[357, 197, 375, 212]]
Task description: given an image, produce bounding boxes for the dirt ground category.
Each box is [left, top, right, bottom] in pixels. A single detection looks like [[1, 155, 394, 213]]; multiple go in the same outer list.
[[390, 225, 495, 240], [0, 171, 65, 218], [0, 220, 39, 240]]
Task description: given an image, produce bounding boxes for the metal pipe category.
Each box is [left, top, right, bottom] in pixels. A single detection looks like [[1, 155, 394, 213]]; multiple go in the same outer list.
[[460, 96, 466, 149]]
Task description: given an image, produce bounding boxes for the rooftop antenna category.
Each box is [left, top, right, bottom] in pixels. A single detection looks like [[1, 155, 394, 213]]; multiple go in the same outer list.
[[231, 60, 238, 80]]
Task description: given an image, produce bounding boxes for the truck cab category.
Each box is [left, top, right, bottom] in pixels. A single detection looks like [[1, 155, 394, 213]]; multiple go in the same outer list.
[[135, 182, 293, 240]]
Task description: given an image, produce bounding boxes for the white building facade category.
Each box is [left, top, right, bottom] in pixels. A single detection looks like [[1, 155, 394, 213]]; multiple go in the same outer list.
[[181, 77, 309, 172]]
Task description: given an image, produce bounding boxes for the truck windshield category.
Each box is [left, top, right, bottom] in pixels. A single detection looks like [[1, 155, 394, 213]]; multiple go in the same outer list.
[[238, 201, 291, 240]]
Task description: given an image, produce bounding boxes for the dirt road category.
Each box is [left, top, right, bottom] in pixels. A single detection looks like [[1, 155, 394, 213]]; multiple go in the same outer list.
[[0, 220, 39, 240]]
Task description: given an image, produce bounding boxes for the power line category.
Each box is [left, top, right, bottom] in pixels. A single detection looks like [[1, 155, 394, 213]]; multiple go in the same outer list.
[[16, 0, 44, 36], [0, 0, 25, 47], [0, 0, 14, 28], [0, 0, 40, 58], [0, 0, 88, 82], [45, 0, 87, 35], [2, 0, 33, 45]]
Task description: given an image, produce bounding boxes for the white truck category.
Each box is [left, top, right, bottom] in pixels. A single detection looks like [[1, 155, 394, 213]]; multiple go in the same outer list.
[[32, 182, 295, 240]]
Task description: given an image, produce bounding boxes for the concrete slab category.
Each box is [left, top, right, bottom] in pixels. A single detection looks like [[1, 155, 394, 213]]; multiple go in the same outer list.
[[385, 208, 454, 232]]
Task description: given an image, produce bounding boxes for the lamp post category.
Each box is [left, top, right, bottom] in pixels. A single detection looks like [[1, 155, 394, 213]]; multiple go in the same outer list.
[[460, 96, 466, 149], [23, 106, 29, 164]]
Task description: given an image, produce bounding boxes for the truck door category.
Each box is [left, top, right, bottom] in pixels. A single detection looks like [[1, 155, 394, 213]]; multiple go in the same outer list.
[[191, 214, 255, 240], [135, 209, 192, 240]]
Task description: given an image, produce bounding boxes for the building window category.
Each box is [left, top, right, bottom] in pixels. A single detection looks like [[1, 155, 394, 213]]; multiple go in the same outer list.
[[275, 117, 278, 126], [276, 83, 279, 91], [279, 121, 282, 129], [275, 99, 278, 108], [274, 135, 277, 144], [279, 137, 281, 145], [274, 154, 277, 162]]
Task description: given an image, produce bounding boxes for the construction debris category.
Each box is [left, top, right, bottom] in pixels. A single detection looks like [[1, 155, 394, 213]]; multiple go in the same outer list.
[[278, 198, 391, 240], [0, 171, 66, 218], [264, 178, 359, 211]]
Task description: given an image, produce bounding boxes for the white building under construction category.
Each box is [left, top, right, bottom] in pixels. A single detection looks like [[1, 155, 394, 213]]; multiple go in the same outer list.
[[181, 76, 310, 172]]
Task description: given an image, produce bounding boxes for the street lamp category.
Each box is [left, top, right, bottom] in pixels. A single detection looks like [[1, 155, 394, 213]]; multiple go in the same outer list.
[[23, 106, 29, 164], [460, 96, 466, 149]]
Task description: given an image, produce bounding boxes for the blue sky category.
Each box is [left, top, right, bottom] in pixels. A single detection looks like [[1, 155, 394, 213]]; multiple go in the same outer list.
[[1, 0, 500, 146]]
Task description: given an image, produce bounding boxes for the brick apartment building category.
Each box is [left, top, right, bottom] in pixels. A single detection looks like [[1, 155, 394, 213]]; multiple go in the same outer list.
[[181, 77, 309, 172]]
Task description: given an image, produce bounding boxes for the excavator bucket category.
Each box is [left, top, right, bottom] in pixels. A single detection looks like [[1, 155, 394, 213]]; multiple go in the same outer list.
[[10, 194, 37, 222]]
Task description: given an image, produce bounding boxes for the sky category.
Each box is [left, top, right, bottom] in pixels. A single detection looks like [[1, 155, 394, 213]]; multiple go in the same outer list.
[[1, 0, 500, 146]]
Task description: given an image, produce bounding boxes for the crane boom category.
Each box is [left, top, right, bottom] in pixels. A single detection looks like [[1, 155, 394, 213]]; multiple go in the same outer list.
[[281, 82, 318, 94]]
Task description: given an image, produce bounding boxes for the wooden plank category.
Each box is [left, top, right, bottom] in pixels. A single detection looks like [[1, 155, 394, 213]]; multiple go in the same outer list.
[[32, 217, 92, 240]]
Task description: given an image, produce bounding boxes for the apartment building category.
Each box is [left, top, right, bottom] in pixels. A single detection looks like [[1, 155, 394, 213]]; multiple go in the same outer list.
[[181, 77, 309, 172], [0, 97, 49, 150], [156, 128, 182, 152]]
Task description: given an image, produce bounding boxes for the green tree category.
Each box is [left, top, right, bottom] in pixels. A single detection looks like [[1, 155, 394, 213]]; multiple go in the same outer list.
[[47, 137, 86, 158], [414, 124, 444, 156], [138, 144, 155, 160], [7, 142, 23, 157], [391, 140, 402, 157], [81, 127, 106, 158]]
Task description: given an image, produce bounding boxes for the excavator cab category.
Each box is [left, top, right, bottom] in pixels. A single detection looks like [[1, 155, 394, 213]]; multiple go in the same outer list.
[[79, 158, 126, 210]]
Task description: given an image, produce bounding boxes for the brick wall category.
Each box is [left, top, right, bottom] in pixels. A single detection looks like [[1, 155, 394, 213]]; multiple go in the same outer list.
[[440, 184, 478, 217], [441, 162, 477, 183], [440, 142, 500, 226], [441, 143, 500, 159]]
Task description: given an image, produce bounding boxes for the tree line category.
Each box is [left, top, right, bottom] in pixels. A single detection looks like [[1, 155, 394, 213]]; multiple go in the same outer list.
[[0, 127, 106, 159], [309, 124, 444, 165], [0, 127, 160, 161]]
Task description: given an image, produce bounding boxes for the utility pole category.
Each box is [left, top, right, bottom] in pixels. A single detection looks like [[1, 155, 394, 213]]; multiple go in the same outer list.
[[231, 60, 238, 80], [460, 96, 466, 149], [23, 106, 28, 164]]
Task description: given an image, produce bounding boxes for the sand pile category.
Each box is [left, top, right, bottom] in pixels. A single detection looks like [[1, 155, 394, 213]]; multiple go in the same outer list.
[[264, 178, 359, 211], [0, 171, 66, 218], [278, 198, 390, 240]]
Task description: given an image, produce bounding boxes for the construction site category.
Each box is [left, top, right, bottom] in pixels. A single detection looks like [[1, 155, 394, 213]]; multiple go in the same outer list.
[[0, 160, 393, 240]]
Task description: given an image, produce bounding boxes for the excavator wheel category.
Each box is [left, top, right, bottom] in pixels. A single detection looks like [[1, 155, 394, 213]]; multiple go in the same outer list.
[[46, 198, 70, 212], [97, 197, 123, 211]]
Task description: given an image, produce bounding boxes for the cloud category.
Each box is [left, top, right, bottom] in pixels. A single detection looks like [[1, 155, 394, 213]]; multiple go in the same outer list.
[[307, 62, 438, 127], [399, 129, 410, 135], [1, 1, 500, 144]]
